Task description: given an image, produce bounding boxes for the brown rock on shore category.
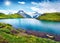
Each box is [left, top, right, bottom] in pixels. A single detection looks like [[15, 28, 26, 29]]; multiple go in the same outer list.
[[25, 30, 60, 41]]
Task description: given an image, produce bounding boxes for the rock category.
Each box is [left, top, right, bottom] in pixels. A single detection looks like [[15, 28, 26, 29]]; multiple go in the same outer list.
[[11, 30, 19, 34], [55, 35, 60, 41], [46, 34, 55, 39], [25, 31, 46, 38]]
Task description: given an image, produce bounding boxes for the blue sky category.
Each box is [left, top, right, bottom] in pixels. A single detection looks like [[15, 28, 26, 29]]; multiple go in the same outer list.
[[0, 0, 60, 16]]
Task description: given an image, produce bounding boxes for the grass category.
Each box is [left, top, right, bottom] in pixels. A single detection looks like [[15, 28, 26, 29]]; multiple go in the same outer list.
[[37, 12, 60, 22], [0, 13, 24, 19]]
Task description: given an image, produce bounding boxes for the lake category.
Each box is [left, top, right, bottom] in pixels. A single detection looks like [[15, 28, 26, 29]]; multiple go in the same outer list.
[[0, 18, 60, 35]]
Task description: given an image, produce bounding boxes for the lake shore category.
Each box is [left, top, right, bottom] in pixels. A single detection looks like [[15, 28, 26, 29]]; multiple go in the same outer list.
[[0, 23, 60, 43], [24, 30, 60, 41]]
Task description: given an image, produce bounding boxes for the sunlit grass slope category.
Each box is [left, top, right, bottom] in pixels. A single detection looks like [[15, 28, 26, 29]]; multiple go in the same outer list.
[[37, 12, 60, 22], [0, 13, 24, 19]]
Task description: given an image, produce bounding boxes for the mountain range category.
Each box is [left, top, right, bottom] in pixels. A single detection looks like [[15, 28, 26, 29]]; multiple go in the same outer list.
[[0, 10, 41, 18], [17, 10, 41, 18]]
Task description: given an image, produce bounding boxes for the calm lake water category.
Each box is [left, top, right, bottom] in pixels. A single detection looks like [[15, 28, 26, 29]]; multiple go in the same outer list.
[[0, 18, 60, 35]]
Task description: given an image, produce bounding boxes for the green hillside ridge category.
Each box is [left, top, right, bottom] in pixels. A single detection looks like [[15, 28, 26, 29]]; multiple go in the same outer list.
[[0, 13, 24, 19], [37, 12, 60, 22], [0, 23, 60, 43]]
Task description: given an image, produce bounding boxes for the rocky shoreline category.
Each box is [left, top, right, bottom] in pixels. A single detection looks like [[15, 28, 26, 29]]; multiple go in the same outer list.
[[21, 30, 60, 41]]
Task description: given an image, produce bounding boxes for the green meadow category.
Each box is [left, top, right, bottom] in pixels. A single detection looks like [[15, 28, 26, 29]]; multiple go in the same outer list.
[[37, 12, 60, 22]]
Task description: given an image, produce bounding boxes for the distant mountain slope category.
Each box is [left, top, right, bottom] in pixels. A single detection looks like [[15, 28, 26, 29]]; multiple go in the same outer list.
[[17, 10, 32, 18], [37, 12, 60, 22], [0, 13, 24, 19], [33, 12, 41, 18], [8, 13, 24, 18]]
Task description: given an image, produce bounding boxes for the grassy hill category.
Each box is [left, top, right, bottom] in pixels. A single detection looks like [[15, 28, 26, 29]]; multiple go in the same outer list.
[[0, 13, 24, 19], [0, 23, 60, 43], [37, 12, 60, 22]]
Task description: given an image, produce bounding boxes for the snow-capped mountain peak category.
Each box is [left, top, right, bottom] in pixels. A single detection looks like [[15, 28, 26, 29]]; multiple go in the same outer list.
[[17, 10, 32, 18]]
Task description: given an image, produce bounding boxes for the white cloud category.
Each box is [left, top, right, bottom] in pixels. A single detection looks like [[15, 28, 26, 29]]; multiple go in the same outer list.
[[31, 7, 56, 14], [31, 2, 38, 5], [30, 2, 60, 13], [0, 10, 17, 14], [0, 10, 8, 14], [18, 1, 25, 5]]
